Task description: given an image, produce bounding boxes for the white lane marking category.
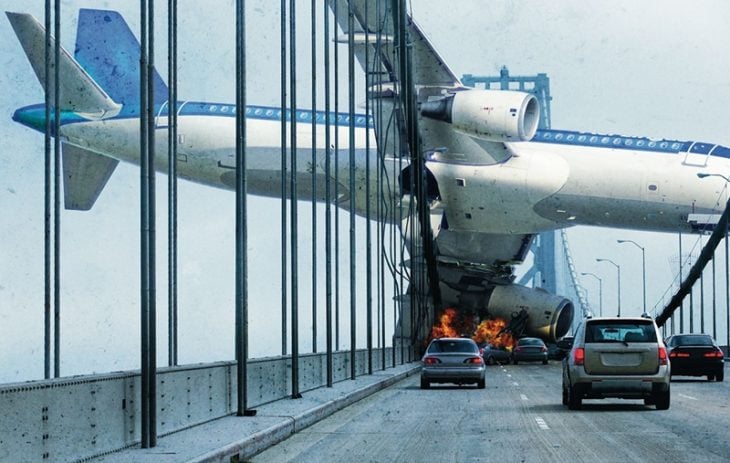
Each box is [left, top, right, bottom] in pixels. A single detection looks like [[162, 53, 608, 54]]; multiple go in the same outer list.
[[512, 382, 519, 386], [506, 374, 512, 377], [520, 394, 528, 401], [535, 417, 549, 430], [679, 393, 698, 401]]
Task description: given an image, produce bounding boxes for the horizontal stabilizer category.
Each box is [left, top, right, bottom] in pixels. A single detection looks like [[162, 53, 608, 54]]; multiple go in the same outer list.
[[5, 12, 120, 117], [62, 143, 119, 210]]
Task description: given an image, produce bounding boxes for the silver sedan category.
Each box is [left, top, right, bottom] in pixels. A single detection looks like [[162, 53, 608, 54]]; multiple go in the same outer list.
[[421, 338, 486, 389]]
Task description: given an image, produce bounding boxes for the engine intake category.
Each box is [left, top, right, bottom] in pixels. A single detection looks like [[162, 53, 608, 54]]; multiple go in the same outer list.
[[420, 89, 540, 142]]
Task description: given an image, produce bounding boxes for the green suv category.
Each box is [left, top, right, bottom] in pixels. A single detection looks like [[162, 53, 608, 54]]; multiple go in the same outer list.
[[561, 316, 670, 410]]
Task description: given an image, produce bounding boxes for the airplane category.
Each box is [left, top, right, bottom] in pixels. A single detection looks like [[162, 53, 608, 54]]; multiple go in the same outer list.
[[7, 4, 730, 344]]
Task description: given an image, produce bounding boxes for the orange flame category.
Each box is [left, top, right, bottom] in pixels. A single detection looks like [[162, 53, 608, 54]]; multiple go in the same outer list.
[[473, 318, 515, 350], [428, 308, 515, 350], [430, 308, 459, 339]]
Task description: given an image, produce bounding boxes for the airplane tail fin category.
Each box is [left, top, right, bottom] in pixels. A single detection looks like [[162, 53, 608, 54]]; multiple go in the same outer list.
[[5, 11, 121, 117], [75, 9, 168, 107]]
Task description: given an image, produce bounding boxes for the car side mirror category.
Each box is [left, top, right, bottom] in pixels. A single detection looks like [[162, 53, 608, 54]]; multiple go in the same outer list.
[[557, 339, 573, 350]]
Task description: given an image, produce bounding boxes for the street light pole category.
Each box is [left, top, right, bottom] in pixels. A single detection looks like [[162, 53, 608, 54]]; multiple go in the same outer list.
[[581, 272, 603, 317], [617, 239, 646, 315], [597, 258, 621, 317]]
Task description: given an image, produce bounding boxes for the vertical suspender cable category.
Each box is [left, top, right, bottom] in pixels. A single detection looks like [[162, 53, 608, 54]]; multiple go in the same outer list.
[[290, 0, 302, 399], [679, 233, 684, 332], [53, 0, 61, 379], [311, 0, 318, 354], [324, 0, 333, 387], [395, 0, 409, 364], [147, 1, 158, 445], [347, 1, 357, 381], [167, 0, 179, 367], [140, 0, 157, 447], [140, 1, 150, 447], [712, 253, 717, 339], [376, 0, 387, 370], [333, 0, 340, 352], [235, 0, 251, 416], [280, 0, 288, 357], [43, 0, 51, 381], [725, 222, 729, 354], [364, 1, 373, 376], [376, 0, 395, 370], [701, 261, 705, 332]]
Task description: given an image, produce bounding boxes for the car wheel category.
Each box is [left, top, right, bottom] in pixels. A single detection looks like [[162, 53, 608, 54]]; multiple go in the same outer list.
[[568, 384, 582, 410], [477, 378, 486, 389], [486, 356, 496, 366], [420, 378, 430, 389], [644, 396, 655, 406], [654, 388, 670, 410], [562, 381, 569, 406], [707, 374, 715, 381], [542, 359, 548, 365], [717, 371, 724, 382]]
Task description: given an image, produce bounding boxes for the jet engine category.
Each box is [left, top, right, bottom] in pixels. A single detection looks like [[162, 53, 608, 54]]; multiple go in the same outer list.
[[420, 89, 540, 142], [485, 284, 573, 342]]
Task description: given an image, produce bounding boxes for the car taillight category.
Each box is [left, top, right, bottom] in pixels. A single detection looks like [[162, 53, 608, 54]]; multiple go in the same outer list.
[[423, 357, 441, 365], [669, 351, 689, 358], [465, 357, 484, 365], [573, 347, 585, 366], [658, 347, 668, 366], [703, 349, 724, 358]]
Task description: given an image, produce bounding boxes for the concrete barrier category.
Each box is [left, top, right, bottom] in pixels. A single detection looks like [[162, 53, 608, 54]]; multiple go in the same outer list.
[[0, 347, 415, 463]]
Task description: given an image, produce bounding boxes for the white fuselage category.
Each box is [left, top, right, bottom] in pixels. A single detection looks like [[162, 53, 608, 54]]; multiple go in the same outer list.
[[58, 104, 730, 236]]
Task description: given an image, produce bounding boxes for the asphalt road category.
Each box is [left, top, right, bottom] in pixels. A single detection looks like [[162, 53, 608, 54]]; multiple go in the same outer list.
[[250, 361, 730, 462]]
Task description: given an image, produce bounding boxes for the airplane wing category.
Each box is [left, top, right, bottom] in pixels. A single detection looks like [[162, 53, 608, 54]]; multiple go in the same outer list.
[[334, 1, 572, 342]]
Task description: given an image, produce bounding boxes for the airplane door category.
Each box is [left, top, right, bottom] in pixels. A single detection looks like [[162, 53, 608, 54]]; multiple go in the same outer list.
[[682, 142, 715, 167]]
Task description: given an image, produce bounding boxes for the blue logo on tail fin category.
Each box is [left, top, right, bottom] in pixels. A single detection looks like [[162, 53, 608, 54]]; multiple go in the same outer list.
[[74, 9, 168, 108]]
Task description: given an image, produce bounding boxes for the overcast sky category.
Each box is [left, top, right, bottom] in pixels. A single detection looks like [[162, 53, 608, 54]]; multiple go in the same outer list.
[[1, 0, 729, 383]]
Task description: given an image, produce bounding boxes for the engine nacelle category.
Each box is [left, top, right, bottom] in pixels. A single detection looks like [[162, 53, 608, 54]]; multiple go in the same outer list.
[[420, 89, 540, 142], [485, 284, 573, 342]]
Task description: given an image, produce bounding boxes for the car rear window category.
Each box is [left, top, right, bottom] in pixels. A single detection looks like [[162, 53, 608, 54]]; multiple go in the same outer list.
[[672, 334, 713, 346], [585, 320, 657, 343], [518, 338, 544, 346], [428, 339, 478, 353]]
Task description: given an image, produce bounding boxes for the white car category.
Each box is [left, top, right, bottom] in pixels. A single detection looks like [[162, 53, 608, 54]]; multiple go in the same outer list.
[[421, 338, 486, 389]]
